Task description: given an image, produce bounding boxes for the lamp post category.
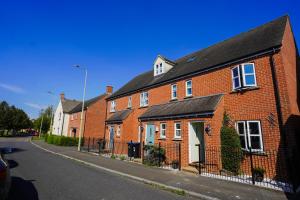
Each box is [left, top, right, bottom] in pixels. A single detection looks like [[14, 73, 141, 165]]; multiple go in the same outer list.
[[39, 109, 44, 138], [73, 65, 87, 151]]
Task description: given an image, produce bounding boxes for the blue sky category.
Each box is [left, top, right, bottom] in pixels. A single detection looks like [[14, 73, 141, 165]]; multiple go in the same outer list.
[[0, 0, 299, 118]]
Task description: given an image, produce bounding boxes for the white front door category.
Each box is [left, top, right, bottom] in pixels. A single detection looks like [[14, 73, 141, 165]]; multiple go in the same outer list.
[[189, 122, 204, 163]]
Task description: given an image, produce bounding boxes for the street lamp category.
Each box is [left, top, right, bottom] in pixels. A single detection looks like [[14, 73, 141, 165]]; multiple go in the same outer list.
[[39, 109, 44, 138], [73, 65, 87, 151]]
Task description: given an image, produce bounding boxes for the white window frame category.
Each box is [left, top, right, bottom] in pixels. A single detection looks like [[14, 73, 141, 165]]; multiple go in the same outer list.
[[236, 120, 263, 152], [128, 96, 132, 108], [160, 123, 166, 138], [174, 122, 182, 139], [242, 63, 257, 87], [231, 66, 241, 90], [116, 125, 121, 137], [171, 84, 177, 100], [140, 92, 149, 107], [110, 101, 116, 112], [185, 80, 192, 97], [155, 64, 159, 75]]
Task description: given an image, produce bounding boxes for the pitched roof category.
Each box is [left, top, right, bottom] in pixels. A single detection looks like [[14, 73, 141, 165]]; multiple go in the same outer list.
[[61, 99, 81, 113], [139, 94, 223, 121], [106, 109, 132, 124], [69, 94, 107, 114], [108, 15, 288, 100]]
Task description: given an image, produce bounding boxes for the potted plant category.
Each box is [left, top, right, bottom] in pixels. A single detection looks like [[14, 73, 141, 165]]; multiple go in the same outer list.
[[171, 160, 179, 169], [253, 167, 265, 182]]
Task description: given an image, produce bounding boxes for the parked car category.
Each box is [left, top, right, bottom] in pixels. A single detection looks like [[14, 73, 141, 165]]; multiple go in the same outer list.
[[0, 149, 11, 200]]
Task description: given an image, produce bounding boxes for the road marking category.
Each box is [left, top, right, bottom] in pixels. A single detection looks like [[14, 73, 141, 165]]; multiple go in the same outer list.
[[30, 140, 220, 200]]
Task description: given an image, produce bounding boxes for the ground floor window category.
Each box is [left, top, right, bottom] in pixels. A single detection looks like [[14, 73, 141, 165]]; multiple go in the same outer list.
[[236, 120, 263, 152], [174, 122, 182, 139], [160, 123, 166, 138]]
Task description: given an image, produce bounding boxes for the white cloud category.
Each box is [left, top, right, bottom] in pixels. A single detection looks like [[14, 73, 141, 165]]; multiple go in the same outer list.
[[0, 82, 26, 94], [24, 102, 46, 110]]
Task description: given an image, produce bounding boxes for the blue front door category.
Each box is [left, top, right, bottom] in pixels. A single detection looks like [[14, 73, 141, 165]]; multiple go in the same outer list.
[[109, 126, 114, 149], [146, 124, 155, 145]]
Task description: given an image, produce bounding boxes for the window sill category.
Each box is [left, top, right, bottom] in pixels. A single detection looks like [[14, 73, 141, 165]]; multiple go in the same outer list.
[[242, 150, 267, 156], [170, 98, 178, 102], [110, 111, 116, 113], [172, 138, 182, 141], [230, 86, 260, 94], [139, 106, 148, 109], [158, 138, 166, 140], [184, 96, 193, 99]]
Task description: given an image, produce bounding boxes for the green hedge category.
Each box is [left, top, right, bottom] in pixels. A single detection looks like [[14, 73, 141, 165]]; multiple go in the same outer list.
[[221, 126, 243, 174], [44, 134, 81, 146]]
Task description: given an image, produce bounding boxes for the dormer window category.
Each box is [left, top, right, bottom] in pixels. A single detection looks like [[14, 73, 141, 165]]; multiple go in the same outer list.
[[153, 55, 175, 77], [110, 101, 116, 112]]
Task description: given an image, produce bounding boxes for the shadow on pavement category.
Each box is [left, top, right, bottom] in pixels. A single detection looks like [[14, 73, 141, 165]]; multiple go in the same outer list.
[[7, 160, 18, 169], [8, 177, 39, 200]]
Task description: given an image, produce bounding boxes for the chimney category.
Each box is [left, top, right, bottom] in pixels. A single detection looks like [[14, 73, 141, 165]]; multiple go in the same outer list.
[[60, 93, 65, 101], [106, 86, 113, 94]]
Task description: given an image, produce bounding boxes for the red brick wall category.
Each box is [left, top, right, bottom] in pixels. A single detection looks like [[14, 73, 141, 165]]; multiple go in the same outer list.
[[84, 95, 108, 139], [68, 111, 85, 137]]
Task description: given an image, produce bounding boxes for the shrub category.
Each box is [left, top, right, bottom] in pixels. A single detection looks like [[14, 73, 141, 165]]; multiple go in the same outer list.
[[44, 135, 79, 146], [221, 113, 243, 174], [143, 145, 166, 166], [120, 155, 126, 161]]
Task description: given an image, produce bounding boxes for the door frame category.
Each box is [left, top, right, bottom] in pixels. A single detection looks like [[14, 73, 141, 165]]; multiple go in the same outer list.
[[188, 120, 205, 163], [109, 125, 115, 148]]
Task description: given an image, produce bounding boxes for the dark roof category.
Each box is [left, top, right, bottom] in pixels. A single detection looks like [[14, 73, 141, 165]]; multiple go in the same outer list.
[[139, 94, 223, 121], [106, 109, 132, 124], [69, 94, 107, 114], [61, 99, 81, 113], [109, 16, 288, 100]]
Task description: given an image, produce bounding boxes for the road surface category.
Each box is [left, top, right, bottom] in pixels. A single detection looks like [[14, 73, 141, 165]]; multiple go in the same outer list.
[[0, 137, 195, 200]]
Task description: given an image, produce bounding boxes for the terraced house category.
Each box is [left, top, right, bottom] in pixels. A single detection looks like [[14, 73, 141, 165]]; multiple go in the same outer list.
[[105, 16, 299, 186]]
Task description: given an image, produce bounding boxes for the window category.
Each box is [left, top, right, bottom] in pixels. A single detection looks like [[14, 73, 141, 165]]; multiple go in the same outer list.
[[128, 96, 132, 108], [140, 92, 149, 107], [117, 125, 121, 136], [174, 122, 181, 139], [110, 101, 116, 112], [232, 63, 257, 90], [236, 120, 263, 152], [71, 114, 74, 121], [171, 84, 177, 99], [160, 123, 166, 138], [185, 80, 192, 97], [159, 63, 163, 73], [155, 65, 159, 75]]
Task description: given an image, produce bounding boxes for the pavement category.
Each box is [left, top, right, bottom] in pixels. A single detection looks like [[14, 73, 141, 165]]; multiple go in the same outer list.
[[0, 137, 196, 200], [0, 137, 295, 200]]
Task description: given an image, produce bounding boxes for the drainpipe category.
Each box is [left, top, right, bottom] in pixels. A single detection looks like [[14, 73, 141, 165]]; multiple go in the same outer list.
[[269, 48, 293, 189]]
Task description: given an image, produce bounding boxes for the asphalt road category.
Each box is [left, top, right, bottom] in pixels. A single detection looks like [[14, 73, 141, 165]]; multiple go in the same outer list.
[[0, 137, 196, 200]]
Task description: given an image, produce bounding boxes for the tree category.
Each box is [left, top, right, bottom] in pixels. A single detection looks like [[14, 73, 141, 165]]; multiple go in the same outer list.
[[0, 101, 32, 131], [33, 106, 53, 134]]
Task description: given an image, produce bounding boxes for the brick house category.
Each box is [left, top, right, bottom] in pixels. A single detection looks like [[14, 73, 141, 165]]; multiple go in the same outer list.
[[68, 86, 113, 139], [105, 16, 299, 183]]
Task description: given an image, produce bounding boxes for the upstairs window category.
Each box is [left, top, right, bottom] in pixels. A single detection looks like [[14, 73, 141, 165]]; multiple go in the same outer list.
[[155, 65, 159, 75], [159, 63, 163, 73], [128, 96, 132, 108], [185, 80, 192, 97], [236, 120, 263, 152], [232, 63, 257, 90], [160, 123, 166, 138], [171, 84, 177, 99], [110, 101, 116, 112], [140, 92, 149, 107], [154, 63, 164, 76]]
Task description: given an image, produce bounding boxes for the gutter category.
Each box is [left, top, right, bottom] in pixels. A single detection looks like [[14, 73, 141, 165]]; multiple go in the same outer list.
[[139, 112, 214, 122], [108, 47, 282, 100]]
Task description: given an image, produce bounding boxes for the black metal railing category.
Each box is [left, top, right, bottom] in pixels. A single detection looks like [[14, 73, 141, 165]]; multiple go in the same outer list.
[[195, 145, 295, 192], [142, 142, 181, 170]]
